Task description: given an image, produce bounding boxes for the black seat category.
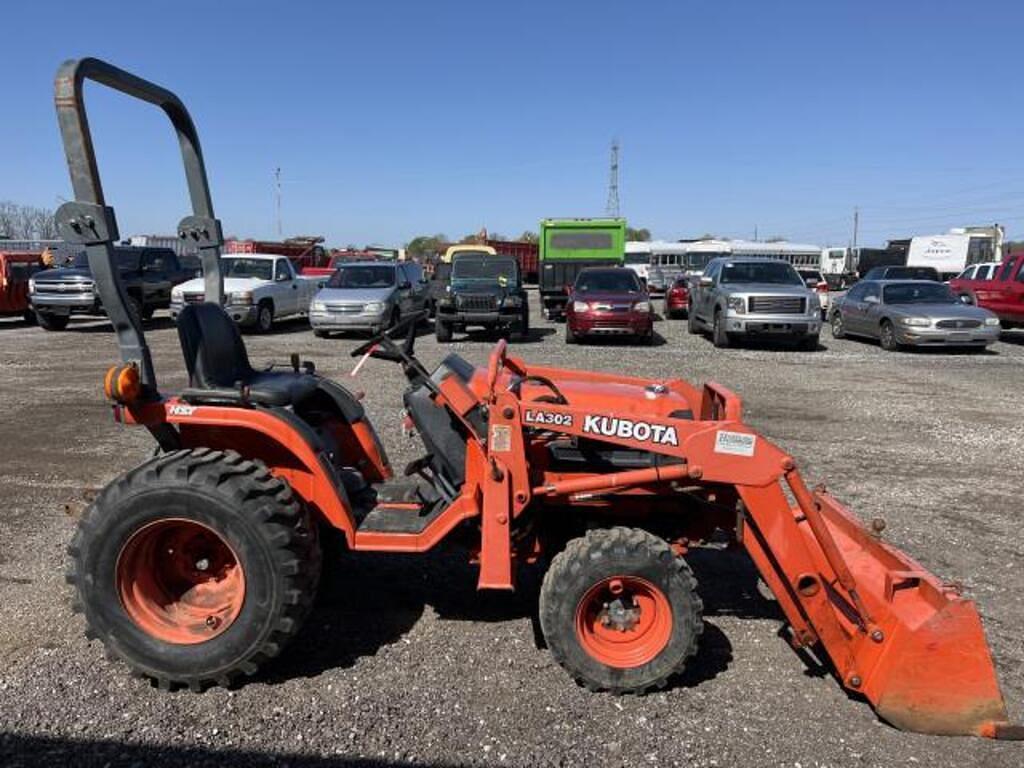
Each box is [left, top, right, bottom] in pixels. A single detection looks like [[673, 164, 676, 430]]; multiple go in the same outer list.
[[176, 303, 318, 407]]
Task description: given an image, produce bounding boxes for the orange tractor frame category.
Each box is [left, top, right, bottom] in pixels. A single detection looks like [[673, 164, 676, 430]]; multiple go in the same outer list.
[[56, 58, 1019, 739]]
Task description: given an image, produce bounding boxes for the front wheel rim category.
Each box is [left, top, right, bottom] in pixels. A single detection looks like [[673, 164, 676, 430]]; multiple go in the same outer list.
[[575, 576, 673, 668], [116, 518, 246, 645]]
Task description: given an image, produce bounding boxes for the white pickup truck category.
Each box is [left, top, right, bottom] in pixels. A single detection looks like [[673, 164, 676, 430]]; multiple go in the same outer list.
[[170, 253, 325, 332]]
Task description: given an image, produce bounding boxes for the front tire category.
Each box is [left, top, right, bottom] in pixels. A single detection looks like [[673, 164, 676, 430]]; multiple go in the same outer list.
[[687, 305, 699, 335], [712, 310, 730, 348], [565, 322, 577, 345], [256, 301, 274, 334], [830, 312, 846, 339], [879, 320, 899, 351], [67, 449, 321, 690], [435, 316, 453, 342], [539, 527, 702, 694], [36, 311, 69, 331]]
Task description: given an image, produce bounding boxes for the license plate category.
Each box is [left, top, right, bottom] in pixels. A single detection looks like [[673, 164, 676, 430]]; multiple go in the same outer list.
[[948, 332, 969, 341]]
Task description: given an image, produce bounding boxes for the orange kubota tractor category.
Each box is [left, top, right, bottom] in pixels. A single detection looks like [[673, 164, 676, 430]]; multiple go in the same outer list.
[[56, 59, 1019, 739]]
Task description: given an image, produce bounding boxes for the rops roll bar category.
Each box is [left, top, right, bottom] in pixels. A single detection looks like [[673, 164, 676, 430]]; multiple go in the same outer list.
[[53, 57, 224, 393]]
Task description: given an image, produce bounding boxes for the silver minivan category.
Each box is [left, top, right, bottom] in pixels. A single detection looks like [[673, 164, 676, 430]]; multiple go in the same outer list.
[[309, 261, 427, 337]]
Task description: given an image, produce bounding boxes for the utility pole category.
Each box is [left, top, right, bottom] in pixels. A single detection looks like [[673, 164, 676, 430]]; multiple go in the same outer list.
[[754, 224, 758, 241], [274, 167, 282, 237], [852, 206, 859, 250], [605, 139, 620, 218]]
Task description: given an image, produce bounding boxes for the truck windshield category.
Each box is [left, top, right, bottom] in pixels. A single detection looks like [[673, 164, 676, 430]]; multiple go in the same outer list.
[[883, 283, 957, 304], [575, 271, 641, 293], [883, 267, 938, 281], [327, 265, 396, 289], [452, 257, 518, 284], [721, 262, 801, 285], [68, 250, 141, 271], [223, 258, 274, 281]]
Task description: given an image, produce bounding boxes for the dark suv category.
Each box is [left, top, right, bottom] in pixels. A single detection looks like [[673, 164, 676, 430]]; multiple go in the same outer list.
[[29, 246, 189, 331], [435, 253, 529, 341], [860, 265, 940, 282]]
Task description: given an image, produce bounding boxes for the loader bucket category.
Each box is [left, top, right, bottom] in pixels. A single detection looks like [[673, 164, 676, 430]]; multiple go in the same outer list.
[[810, 492, 1015, 738], [739, 478, 1019, 738]]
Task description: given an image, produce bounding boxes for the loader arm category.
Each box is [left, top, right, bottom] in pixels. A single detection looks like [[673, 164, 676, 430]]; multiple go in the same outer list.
[[494, 354, 1018, 738]]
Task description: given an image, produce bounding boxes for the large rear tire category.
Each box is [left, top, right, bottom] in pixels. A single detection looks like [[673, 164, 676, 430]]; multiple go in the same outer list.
[[539, 527, 702, 694], [67, 449, 321, 690], [435, 317, 453, 342]]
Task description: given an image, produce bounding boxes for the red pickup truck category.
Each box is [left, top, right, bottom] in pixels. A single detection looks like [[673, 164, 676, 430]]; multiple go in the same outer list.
[[0, 250, 44, 323], [949, 253, 1024, 328]]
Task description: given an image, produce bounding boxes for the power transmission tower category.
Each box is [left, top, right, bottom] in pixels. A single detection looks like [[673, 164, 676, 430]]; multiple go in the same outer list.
[[605, 139, 620, 218], [274, 167, 282, 237]]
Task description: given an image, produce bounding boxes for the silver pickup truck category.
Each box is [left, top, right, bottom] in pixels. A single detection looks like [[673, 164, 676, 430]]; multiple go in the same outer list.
[[687, 257, 821, 350]]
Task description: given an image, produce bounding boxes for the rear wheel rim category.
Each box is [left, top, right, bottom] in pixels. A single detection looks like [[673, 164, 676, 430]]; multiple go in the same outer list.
[[575, 576, 673, 668], [116, 518, 246, 645], [832, 314, 843, 335]]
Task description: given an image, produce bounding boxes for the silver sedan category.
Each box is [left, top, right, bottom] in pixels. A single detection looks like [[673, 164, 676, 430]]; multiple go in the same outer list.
[[829, 280, 1001, 351]]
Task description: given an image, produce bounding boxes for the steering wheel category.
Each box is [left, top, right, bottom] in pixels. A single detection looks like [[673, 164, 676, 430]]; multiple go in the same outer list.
[[350, 310, 428, 362], [486, 339, 509, 400]]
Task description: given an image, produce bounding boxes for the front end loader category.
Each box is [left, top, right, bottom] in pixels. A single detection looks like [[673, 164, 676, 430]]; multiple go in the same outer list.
[[54, 57, 1019, 739]]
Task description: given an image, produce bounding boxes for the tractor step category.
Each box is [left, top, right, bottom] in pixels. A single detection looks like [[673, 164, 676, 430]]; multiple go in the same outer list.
[[355, 481, 447, 535]]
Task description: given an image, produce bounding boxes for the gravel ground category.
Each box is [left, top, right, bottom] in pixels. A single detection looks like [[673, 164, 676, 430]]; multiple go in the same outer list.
[[0, 293, 1022, 768]]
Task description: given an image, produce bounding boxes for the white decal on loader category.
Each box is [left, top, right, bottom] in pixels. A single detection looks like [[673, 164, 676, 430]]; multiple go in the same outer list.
[[524, 410, 573, 427], [169, 404, 196, 417], [714, 430, 757, 457], [582, 415, 679, 446]]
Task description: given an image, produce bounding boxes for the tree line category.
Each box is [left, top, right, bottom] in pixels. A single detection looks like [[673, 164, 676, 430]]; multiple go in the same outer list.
[[0, 201, 59, 240]]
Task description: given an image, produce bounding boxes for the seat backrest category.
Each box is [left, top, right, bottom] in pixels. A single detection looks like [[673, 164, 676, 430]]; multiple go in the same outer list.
[[176, 303, 254, 389]]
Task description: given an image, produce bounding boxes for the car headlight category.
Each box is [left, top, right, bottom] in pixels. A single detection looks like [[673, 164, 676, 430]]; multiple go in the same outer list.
[[984, 316, 1000, 327], [28, 279, 36, 295], [900, 317, 930, 327], [727, 296, 746, 314], [633, 301, 651, 313], [572, 301, 589, 312], [311, 300, 326, 312], [503, 295, 522, 308], [364, 301, 385, 314], [171, 287, 182, 300], [227, 291, 253, 306]]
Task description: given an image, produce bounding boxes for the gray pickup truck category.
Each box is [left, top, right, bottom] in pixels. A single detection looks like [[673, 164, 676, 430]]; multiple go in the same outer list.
[[687, 257, 821, 349]]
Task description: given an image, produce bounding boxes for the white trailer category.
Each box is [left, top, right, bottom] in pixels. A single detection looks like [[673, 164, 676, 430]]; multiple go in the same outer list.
[[906, 234, 971, 278], [624, 241, 652, 285]]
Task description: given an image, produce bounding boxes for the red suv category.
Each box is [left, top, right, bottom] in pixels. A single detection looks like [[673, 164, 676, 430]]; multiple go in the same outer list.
[[663, 276, 690, 319], [565, 267, 654, 344]]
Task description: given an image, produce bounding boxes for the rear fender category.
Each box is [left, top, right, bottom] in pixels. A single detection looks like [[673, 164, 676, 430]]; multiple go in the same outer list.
[[127, 399, 358, 542]]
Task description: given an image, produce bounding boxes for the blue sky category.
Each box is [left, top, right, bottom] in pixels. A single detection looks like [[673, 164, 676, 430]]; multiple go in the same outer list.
[[4, 1, 1023, 247]]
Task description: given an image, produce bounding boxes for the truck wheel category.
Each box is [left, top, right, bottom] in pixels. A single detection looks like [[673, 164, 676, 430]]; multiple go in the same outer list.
[[565, 322, 577, 345], [830, 312, 846, 339], [517, 306, 530, 340], [256, 301, 274, 334], [435, 317, 453, 342], [800, 334, 819, 351], [36, 311, 69, 331], [879, 320, 899, 351], [712, 310, 730, 348], [127, 296, 144, 328], [313, 329, 330, 339], [687, 305, 699, 335], [67, 449, 321, 690], [539, 527, 702, 694], [22, 309, 36, 326]]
